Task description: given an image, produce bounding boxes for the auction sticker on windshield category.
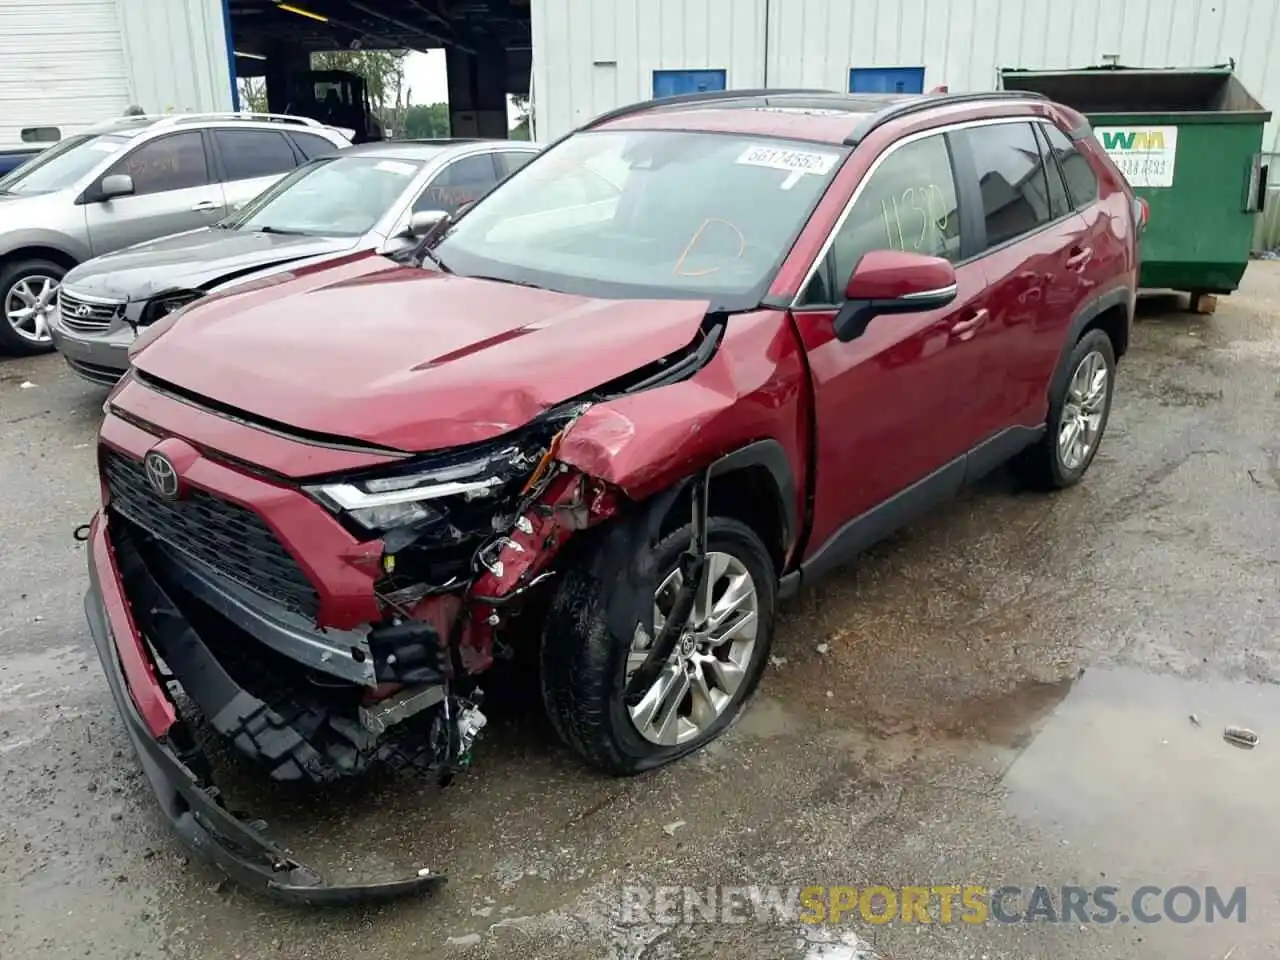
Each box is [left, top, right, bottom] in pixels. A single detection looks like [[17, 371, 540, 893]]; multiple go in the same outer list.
[[737, 144, 839, 189], [375, 160, 417, 176]]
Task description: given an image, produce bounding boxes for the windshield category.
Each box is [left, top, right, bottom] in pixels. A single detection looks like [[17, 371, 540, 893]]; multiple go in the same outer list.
[[0, 134, 130, 195], [434, 130, 846, 304], [228, 154, 428, 237]]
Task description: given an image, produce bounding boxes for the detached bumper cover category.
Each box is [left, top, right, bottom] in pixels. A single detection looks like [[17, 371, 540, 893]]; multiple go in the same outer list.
[[84, 513, 444, 905]]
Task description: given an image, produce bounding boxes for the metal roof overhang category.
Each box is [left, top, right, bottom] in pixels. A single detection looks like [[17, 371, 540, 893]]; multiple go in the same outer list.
[[228, 0, 531, 55]]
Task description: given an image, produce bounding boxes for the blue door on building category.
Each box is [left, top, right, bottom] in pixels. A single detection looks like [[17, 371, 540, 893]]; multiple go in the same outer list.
[[849, 67, 925, 94], [653, 69, 727, 99]]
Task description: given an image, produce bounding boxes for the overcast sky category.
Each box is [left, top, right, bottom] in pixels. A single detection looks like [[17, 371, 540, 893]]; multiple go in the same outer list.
[[403, 50, 448, 104], [403, 50, 521, 125]]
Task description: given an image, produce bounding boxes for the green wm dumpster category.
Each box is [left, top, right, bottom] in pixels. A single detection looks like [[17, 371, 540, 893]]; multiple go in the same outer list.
[[1000, 67, 1271, 299]]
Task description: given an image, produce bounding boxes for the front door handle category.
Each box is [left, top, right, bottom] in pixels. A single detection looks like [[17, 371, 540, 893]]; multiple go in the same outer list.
[[191, 200, 219, 212], [1066, 246, 1093, 270], [950, 308, 989, 340]]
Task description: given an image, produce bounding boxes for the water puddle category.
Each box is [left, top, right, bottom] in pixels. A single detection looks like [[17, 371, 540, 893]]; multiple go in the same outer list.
[[1003, 666, 1280, 876]]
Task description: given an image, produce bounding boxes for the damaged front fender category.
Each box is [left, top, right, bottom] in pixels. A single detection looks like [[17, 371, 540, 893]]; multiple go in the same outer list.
[[554, 308, 809, 550], [446, 310, 809, 673], [457, 469, 621, 673]]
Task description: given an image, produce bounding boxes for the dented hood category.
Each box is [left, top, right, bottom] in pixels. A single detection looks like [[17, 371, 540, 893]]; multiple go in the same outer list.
[[62, 228, 361, 302], [130, 253, 713, 452]]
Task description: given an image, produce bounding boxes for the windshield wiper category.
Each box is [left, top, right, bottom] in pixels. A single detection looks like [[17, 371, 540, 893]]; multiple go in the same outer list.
[[410, 214, 453, 273], [468, 275, 544, 290], [255, 226, 307, 236]]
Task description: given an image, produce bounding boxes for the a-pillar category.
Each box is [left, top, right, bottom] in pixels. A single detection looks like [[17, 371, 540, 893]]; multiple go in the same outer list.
[[446, 47, 508, 138]]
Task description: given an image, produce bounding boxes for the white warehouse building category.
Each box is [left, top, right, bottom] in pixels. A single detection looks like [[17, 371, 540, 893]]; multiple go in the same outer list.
[[528, 0, 1280, 160], [0, 0, 233, 148]]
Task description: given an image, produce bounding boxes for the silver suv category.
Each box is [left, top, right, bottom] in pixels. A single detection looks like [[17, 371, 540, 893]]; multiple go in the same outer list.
[[0, 112, 351, 355]]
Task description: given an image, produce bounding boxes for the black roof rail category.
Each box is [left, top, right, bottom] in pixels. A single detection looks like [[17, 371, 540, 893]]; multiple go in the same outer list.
[[579, 88, 842, 131], [844, 90, 1049, 144]]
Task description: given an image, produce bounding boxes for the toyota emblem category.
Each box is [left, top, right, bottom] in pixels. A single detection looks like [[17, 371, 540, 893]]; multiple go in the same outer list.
[[144, 451, 181, 500], [75, 304, 94, 318]]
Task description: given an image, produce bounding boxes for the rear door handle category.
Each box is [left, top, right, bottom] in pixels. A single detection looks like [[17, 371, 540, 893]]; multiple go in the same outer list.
[[191, 200, 219, 212], [1066, 246, 1093, 270], [950, 308, 989, 340]]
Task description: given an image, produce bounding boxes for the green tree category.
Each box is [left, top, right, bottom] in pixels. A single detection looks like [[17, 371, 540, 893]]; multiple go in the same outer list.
[[238, 76, 267, 113], [509, 92, 531, 139], [402, 103, 451, 138]]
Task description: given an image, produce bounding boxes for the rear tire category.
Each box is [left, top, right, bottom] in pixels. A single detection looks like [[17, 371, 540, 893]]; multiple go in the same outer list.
[[1015, 328, 1116, 490], [541, 516, 777, 775], [0, 258, 64, 356]]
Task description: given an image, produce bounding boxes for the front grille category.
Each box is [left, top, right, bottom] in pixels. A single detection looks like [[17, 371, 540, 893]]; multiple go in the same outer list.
[[102, 449, 321, 621], [59, 290, 123, 333], [65, 357, 125, 386]]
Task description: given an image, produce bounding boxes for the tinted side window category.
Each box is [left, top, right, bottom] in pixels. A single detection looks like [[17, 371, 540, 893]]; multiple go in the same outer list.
[[1041, 123, 1099, 209], [497, 151, 535, 177], [291, 132, 339, 161], [801, 133, 960, 306], [106, 132, 209, 196], [963, 122, 1053, 249], [415, 153, 499, 214], [436, 154, 498, 187], [214, 129, 298, 181], [1033, 124, 1072, 220]]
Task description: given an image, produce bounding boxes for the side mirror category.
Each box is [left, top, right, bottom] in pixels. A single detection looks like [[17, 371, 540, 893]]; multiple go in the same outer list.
[[99, 173, 135, 201], [403, 208, 447, 238], [833, 249, 958, 342]]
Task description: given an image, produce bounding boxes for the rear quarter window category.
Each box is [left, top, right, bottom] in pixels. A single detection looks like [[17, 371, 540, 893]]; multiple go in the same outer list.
[[1041, 123, 1099, 209], [960, 121, 1056, 248], [291, 131, 341, 161]]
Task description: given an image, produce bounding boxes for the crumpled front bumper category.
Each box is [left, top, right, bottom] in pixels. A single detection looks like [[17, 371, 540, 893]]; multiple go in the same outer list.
[[49, 319, 133, 385], [84, 511, 444, 905]]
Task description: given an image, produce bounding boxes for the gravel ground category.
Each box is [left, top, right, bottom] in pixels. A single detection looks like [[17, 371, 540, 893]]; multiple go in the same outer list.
[[2, 265, 1279, 959]]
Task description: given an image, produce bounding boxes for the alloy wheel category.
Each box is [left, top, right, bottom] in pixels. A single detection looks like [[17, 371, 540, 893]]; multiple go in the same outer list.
[[4, 274, 59, 344], [1058, 349, 1110, 472], [626, 550, 760, 746]]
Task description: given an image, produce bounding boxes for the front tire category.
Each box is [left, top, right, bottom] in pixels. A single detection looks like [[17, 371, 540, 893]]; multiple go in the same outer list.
[[0, 259, 65, 356], [541, 516, 777, 775], [1015, 328, 1117, 490]]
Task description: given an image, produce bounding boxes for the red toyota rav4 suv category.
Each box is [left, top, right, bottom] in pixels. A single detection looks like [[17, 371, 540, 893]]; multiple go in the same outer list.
[[85, 89, 1141, 899]]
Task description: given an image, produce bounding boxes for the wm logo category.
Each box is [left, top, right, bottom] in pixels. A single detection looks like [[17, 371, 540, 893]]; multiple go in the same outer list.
[[1101, 130, 1166, 151]]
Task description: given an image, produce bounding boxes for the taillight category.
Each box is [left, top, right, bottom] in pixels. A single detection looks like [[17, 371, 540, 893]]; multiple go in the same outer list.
[[1133, 196, 1149, 233]]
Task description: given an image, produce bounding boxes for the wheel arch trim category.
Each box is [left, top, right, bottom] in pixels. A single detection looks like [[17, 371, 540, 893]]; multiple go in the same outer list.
[[1048, 285, 1130, 404], [705, 438, 799, 564]]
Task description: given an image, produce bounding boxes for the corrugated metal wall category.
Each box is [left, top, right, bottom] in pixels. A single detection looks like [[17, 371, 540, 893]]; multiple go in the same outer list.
[[763, 0, 1280, 148], [115, 0, 233, 115], [534, 0, 1280, 139], [0, 0, 232, 147], [530, 0, 768, 140], [0, 0, 130, 147]]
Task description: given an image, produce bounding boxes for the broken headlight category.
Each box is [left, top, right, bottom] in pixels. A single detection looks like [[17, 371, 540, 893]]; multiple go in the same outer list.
[[142, 290, 202, 325], [307, 445, 532, 535], [307, 407, 587, 537]]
